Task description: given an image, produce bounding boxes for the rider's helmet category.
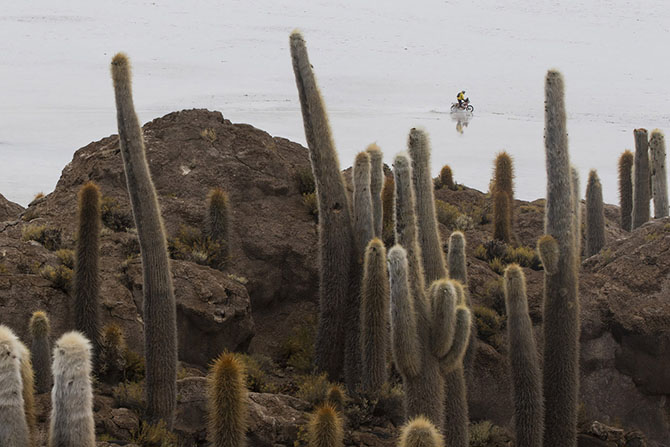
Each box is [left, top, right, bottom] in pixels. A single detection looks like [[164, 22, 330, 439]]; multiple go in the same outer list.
[[461, 90, 466, 94]]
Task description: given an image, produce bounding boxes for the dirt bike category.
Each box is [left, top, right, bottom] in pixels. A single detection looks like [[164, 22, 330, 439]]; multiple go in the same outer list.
[[450, 98, 474, 113]]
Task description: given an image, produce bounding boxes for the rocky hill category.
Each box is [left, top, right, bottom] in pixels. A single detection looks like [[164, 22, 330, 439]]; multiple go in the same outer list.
[[0, 108, 667, 446]]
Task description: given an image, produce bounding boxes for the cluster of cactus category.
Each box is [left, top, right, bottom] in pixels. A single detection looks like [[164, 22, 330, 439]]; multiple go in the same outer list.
[[290, 31, 389, 393], [111, 53, 178, 427], [491, 151, 515, 243]]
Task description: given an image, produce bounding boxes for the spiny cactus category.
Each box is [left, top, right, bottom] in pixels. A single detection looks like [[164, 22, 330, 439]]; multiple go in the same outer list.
[[492, 151, 514, 242], [650, 130, 668, 218], [0, 325, 30, 447], [207, 187, 231, 259], [74, 181, 101, 363], [585, 170, 605, 257], [325, 384, 346, 412], [308, 404, 343, 447], [366, 143, 384, 239], [290, 31, 354, 379], [493, 190, 512, 243], [111, 53, 177, 427], [207, 352, 248, 447], [541, 69, 579, 447], [16, 340, 36, 444], [438, 165, 455, 191], [49, 331, 95, 447], [360, 238, 389, 394], [98, 324, 127, 384], [632, 128, 650, 229], [504, 265, 543, 447], [398, 416, 445, 447], [29, 310, 52, 394], [381, 174, 395, 245], [571, 166, 582, 258], [618, 150, 634, 231], [407, 129, 446, 283]]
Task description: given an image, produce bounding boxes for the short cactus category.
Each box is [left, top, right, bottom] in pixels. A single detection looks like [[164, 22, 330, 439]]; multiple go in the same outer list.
[[650, 130, 668, 218], [585, 170, 605, 257], [74, 181, 102, 362], [618, 150, 634, 231], [111, 52, 177, 427], [207, 187, 231, 259], [504, 265, 543, 447], [207, 352, 248, 447], [360, 238, 389, 394], [325, 384, 346, 412], [49, 331, 95, 447], [0, 325, 30, 447], [398, 416, 445, 447], [438, 165, 455, 190], [366, 143, 384, 238], [632, 128, 650, 229], [29, 310, 52, 394], [98, 324, 127, 384], [307, 404, 343, 447]]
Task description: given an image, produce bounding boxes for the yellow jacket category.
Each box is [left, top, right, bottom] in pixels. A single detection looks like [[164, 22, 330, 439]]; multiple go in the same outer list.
[[457, 92, 465, 101]]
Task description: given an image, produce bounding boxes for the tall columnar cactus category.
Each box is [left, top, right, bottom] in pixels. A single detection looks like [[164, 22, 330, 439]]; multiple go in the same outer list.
[[74, 181, 101, 361], [632, 128, 650, 229], [207, 353, 248, 447], [504, 265, 543, 447], [650, 129, 668, 218], [541, 69, 579, 447], [407, 129, 446, 283], [618, 151, 634, 231], [571, 167, 582, 258], [0, 325, 30, 447], [207, 187, 231, 259], [308, 404, 343, 447], [49, 332, 95, 447], [399, 416, 445, 447], [111, 53, 177, 427], [360, 238, 389, 393], [16, 340, 36, 444], [492, 151, 514, 242], [367, 144, 384, 239], [381, 174, 395, 245], [585, 170, 605, 257], [29, 311, 52, 394], [290, 31, 355, 379]]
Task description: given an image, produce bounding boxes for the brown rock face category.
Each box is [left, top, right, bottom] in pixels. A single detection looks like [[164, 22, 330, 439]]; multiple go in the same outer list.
[[0, 193, 23, 221]]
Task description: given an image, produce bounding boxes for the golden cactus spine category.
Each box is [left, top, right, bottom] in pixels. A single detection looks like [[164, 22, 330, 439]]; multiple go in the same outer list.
[[0, 325, 30, 447], [111, 53, 177, 427], [541, 69, 579, 447], [307, 404, 343, 447], [290, 31, 354, 379], [618, 150, 634, 231], [74, 181, 102, 362], [504, 265, 544, 447], [207, 353, 248, 447], [29, 311, 52, 394], [398, 416, 445, 447], [49, 332, 95, 447]]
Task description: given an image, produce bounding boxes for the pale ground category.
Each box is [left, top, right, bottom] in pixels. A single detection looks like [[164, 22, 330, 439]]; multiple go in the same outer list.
[[1, 0, 669, 206]]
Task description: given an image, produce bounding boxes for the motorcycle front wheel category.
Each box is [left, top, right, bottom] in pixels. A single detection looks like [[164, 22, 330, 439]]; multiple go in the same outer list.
[[466, 105, 474, 112]]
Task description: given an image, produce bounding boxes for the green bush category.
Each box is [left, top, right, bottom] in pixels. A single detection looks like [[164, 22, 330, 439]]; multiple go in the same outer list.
[[101, 196, 134, 232]]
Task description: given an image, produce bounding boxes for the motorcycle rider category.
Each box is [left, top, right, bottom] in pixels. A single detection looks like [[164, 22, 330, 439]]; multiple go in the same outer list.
[[457, 90, 466, 107]]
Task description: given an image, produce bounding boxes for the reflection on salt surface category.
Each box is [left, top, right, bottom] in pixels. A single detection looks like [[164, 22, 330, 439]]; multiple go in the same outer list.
[[450, 111, 473, 135]]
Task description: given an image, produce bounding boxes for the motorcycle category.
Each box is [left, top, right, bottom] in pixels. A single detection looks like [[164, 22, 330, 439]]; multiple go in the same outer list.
[[450, 98, 474, 113]]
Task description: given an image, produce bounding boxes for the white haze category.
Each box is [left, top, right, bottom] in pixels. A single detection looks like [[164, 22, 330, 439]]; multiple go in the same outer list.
[[1, 0, 669, 206]]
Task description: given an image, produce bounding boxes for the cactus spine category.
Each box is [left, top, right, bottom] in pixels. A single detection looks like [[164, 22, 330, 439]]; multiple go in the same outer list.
[[650, 130, 668, 218], [308, 404, 343, 447], [111, 53, 177, 427], [16, 340, 36, 444], [0, 325, 30, 447], [632, 128, 650, 229], [367, 144, 384, 239], [29, 311, 52, 394], [504, 265, 543, 447], [207, 353, 248, 447], [49, 332, 95, 447], [407, 129, 446, 283], [360, 238, 389, 393], [399, 416, 445, 447], [618, 151, 634, 231], [585, 170, 605, 257], [571, 167, 582, 258], [74, 181, 101, 362], [541, 69, 579, 447], [492, 151, 514, 242], [207, 187, 231, 259], [290, 31, 355, 379]]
